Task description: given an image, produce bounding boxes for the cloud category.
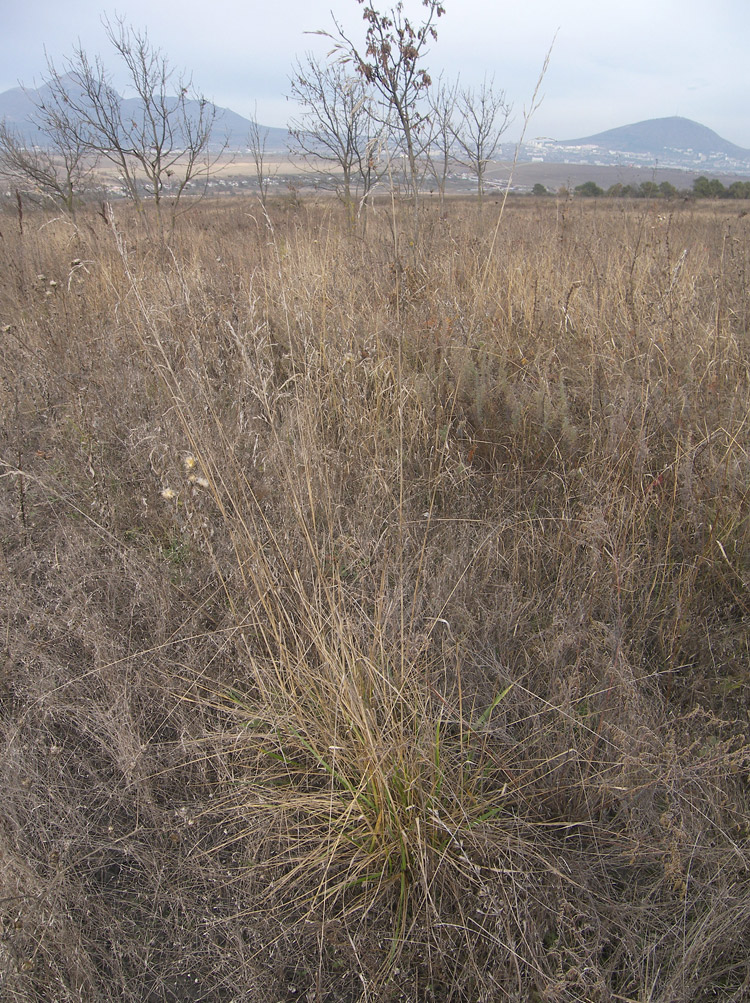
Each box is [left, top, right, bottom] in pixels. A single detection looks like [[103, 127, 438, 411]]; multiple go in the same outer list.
[[2, 0, 749, 145]]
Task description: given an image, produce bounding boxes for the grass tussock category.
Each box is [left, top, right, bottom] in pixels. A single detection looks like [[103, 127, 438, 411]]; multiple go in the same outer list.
[[0, 194, 749, 1001]]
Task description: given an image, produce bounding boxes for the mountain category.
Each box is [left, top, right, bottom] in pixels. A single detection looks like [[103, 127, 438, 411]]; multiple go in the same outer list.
[[559, 116, 750, 160], [0, 84, 34, 123], [0, 78, 290, 152]]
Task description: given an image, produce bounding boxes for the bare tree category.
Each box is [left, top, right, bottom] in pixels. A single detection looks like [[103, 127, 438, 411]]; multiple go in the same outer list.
[[40, 15, 223, 231], [424, 74, 458, 203], [0, 112, 99, 216], [453, 76, 512, 204], [247, 112, 274, 210], [326, 0, 445, 205], [288, 54, 384, 221]]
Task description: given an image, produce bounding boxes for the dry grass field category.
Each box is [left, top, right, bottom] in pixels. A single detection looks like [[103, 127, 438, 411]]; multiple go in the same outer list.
[[0, 193, 748, 1002]]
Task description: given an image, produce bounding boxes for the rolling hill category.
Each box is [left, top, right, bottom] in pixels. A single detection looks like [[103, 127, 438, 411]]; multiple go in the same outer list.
[[0, 78, 290, 152], [559, 116, 750, 160]]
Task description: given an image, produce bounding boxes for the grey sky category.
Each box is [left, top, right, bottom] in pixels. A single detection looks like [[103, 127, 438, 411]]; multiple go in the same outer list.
[[2, 0, 749, 146]]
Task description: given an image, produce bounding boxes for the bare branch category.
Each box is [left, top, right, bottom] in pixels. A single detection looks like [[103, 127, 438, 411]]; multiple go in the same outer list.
[[0, 115, 99, 215], [326, 0, 445, 203], [424, 74, 458, 201], [288, 54, 386, 218], [247, 111, 274, 209], [32, 15, 225, 234], [453, 76, 512, 203]]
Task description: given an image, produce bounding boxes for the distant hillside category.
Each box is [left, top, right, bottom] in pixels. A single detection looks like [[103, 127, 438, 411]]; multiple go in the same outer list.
[[0, 79, 290, 152], [560, 116, 750, 159]]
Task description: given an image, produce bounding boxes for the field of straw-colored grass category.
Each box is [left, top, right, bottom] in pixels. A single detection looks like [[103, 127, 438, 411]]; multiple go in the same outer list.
[[0, 193, 748, 1002]]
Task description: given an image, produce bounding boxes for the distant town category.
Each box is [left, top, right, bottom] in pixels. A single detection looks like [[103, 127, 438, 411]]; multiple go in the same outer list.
[[512, 138, 750, 177]]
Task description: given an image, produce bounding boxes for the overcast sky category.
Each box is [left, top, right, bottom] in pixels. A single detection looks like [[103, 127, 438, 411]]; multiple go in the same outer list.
[[2, 0, 749, 146]]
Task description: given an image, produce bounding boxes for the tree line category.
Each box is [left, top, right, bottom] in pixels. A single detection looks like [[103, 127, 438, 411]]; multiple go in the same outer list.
[[532, 177, 750, 200], [0, 1, 518, 230]]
